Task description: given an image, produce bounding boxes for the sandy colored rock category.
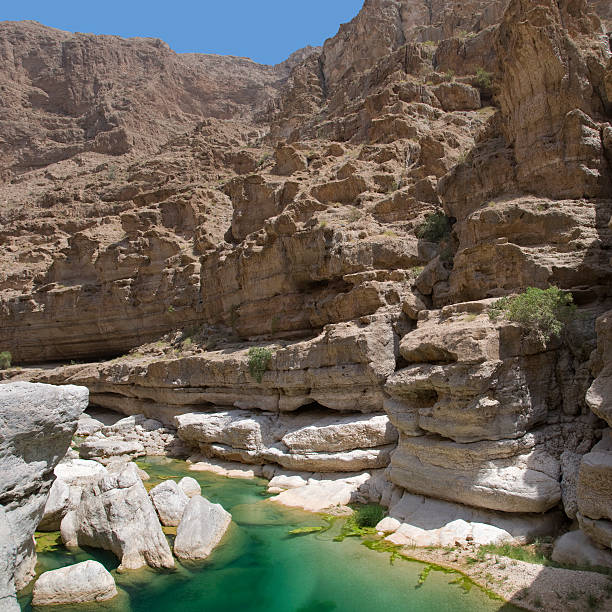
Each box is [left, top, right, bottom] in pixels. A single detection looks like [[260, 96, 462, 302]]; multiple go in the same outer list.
[[577, 436, 612, 523], [174, 495, 232, 560], [390, 433, 561, 513], [32, 560, 117, 606]]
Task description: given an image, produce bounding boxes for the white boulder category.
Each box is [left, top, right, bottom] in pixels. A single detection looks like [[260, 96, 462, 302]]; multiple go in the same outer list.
[[69, 463, 174, 570], [32, 560, 117, 606], [174, 496, 232, 560], [149, 480, 189, 526], [177, 477, 201, 498]]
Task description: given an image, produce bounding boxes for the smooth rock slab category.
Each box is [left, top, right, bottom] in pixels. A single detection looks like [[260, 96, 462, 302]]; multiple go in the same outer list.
[[174, 496, 232, 560], [149, 480, 189, 526], [32, 560, 117, 606]]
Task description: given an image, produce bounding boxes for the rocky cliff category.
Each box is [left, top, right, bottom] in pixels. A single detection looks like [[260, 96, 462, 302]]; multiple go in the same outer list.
[[1, 0, 612, 579]]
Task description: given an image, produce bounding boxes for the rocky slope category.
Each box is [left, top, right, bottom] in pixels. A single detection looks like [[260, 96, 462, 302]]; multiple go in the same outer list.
[[1, 0, 612, 586]]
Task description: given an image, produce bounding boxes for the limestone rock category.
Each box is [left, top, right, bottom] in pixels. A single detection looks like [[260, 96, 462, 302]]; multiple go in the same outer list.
[[577, 513, 612, 550], [0, 506, 19, 612], [560, 451, 582, 519], [274, 144, 307, 175], [0, 382, 88, 590], [389, 433, 561, 513], [72, 463, 174, 570], [76, 414, 105, 436], [178, 477, 201, 498], [39, 459, 108, 531], [269, 472, 371, 513], [381, 490, 561, 546], [32, 560, 117, 606], [175, 409, 396, 472], [149, 480, 189, 526], [586, 311, 612, 427], [432, 82, 481, 111], [552, 531, 612, 569], [38, 479, 71, 532], [79, 437, 146, 464], [174, 495, 232, 560]]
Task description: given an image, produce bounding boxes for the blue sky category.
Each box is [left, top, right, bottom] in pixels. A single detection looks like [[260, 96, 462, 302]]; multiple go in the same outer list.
[[2, 1, 364, 65]]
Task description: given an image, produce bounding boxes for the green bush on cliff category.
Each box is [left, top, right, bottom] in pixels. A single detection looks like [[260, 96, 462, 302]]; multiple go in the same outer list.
[[488, 286, 576, 342], [247, 347, 273, 383], [0, 351, 11, 369], [416, 212, 451, 243]]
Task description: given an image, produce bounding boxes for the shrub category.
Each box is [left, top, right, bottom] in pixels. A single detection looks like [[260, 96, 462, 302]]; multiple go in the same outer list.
[[475, 67, 493, 89], [247, 347, 273, 383], [352, 504, 384, 528], [0, 351, 11, 369], [416, 212, 452, 243], [488, 286, 576, 342]]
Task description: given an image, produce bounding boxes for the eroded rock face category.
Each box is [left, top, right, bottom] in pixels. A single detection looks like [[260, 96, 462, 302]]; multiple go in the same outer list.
[[385, 300, 599, 514], [175, 409, 396, 472], [69, 463, 174, 570], [173, 495, 232, 560], [495, 0, 611, 199], [579, 307, 612, 550], [0, 382, 88, 592], [32, 560, 117, 606]]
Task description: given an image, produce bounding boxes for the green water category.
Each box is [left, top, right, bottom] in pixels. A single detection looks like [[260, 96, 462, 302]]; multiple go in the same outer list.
[[20, 457, 523, 612]]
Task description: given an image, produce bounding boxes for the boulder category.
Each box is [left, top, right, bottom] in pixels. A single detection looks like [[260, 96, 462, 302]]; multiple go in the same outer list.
[[174, 496, 232, 560], [178, 477, 201, 498], [552, 531, 612, 569], [32, 560, 117, 606], [76, 414, 105, 436], [432, 82, 481, 111], [269, 472, 371, 513], [79, 437, 145, 464], [0, 382, 88, 590], [39, 459, 108, 531], [274, 144, 307, 175], [70, 463, 174, 570], [149, 480, 189, 526]]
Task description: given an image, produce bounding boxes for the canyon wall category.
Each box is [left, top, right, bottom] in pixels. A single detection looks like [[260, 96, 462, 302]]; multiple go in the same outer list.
[[1, 0, 611, 561]]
